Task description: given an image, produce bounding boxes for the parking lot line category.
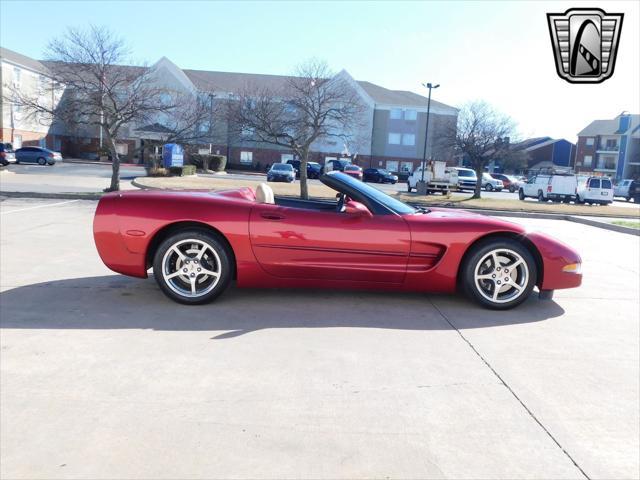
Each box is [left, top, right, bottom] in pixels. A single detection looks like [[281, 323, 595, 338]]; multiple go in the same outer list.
[[0, 199, 80, 215]]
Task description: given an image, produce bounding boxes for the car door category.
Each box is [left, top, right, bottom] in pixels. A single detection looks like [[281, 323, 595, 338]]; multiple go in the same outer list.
[[249, 203, 411, 283], [587, 178, 601, 200], [523, 176, 536, 196]]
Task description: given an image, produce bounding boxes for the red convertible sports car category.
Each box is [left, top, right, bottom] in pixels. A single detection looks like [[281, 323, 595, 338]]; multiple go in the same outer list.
[[93, 172, 582, 309]]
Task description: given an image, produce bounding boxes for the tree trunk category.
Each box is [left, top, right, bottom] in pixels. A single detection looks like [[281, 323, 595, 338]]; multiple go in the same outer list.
[[105, 129, 121, 192], [472, 165, 483, 199], [299, 148, 309, 200]]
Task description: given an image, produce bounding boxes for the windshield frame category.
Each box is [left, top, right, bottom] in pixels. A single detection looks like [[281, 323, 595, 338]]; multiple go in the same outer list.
[[320, 171, 416, 215]]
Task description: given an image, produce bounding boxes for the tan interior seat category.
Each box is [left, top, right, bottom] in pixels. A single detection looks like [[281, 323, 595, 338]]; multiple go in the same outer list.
[[256, 183, 275, 204]]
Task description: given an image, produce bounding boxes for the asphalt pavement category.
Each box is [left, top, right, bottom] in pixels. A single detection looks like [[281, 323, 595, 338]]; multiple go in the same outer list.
[[1, 197, 638, 479]]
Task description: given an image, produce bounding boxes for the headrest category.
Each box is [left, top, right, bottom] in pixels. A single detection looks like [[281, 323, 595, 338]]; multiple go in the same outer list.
[[256, 183, 275, 204]]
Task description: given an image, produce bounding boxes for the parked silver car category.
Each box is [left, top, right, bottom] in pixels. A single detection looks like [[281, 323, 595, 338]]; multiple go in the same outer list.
[[0, 142, 16, 166], [15, 146, 62, 165], [614, 179, 635, 201]]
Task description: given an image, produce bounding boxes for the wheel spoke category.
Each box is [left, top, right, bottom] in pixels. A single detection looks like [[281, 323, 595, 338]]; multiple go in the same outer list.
[[198, 268, 219, 278], [172, 246, 186, 261], [492, 252, 502, 269], [165, 270, 183, 280], [476, 273, 495, 281], [507, 259, 523, 270], [492, 286, 500, 301], [190, 277, 197, 294], [196, 244, 209, 260]]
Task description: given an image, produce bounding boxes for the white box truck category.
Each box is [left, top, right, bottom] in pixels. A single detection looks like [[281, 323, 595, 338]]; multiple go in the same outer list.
[[407, 161, 457, 194]]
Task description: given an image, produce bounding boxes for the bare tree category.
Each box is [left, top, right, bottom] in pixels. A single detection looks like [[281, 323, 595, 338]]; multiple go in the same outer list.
[[227, 59, 365, 199], [446, 101, 517, 199], [6, 25, 183, 191]]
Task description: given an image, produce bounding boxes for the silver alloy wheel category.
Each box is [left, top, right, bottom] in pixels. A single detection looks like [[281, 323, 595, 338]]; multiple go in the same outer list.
[[473, 248, 529, 304], [161, 238, 222, 298]]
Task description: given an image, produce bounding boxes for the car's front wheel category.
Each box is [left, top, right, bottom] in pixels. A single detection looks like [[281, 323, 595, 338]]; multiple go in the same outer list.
[[462, 238, 537, 310], [407, 182, 412, 192], [37, 157, 47, 166], [518, 189, 525, 200], [153, 230, 233, 305], [485, 183, 494, 191]]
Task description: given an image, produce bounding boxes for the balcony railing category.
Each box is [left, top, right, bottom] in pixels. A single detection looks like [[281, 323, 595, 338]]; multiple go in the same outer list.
[[597, 145, 619, 152]]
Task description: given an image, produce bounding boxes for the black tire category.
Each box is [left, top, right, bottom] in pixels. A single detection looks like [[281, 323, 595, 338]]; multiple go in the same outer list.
[[537, 190, 545, 202], [461, 238, 537, 310], [509, 186, 516, 193], [37, 157, 46, 166], [407, 182, 412, 193], [485, 183, 494, 192], [152, 229, 233, 305], [575, 195, 583, 204]]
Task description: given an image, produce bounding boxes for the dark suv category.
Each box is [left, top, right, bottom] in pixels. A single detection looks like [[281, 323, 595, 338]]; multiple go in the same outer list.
[[0, 143, 16, 166], [324, 159, 351, 173], [286, 159, 322, 179]]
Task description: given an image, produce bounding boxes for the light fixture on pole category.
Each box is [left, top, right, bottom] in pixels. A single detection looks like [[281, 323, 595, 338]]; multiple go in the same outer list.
[[416, 82, 440, 195]]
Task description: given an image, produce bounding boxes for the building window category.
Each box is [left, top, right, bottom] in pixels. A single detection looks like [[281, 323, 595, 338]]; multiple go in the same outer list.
[[390, 109, 402, 120], [402, 134, 416, 146], [605, 139, 618, 150], [388, 133, 401, 145], [13, 67, 21, 87], [240, 151, 253, 164], [585, 137, 594, 146], [116, 143, 128, 155], [13, 134, 22, 149], [404, 109, 417, 121], [281, 154, 294, 163], [583, 155, 592, 167], [400, 161, 413, 173], [241, 126, 254, 137], [199, 121, 210, 133], [386, 160, 399, 172]]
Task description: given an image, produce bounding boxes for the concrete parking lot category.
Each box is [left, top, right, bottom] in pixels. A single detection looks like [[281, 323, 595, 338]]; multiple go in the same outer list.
[[1, 197, 638, 479]]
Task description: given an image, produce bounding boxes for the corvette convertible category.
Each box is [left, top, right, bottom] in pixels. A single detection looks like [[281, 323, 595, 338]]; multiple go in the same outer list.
[[93, 171, 582, 309]]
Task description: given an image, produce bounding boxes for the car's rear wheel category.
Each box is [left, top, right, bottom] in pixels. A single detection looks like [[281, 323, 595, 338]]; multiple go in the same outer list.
[[518, 189, 525, 200], [462, 239, 536, 310], [407, 182, 412, 193], [485, 183, 494, 191], [37, 157, 46, 166], [509, 185, 516, 193], [153, 230, 233, 305], [537, 190, 545, 202]]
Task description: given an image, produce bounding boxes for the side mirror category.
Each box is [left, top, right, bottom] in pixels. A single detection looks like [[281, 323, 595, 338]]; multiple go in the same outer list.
[[344, 200, 372, 218]]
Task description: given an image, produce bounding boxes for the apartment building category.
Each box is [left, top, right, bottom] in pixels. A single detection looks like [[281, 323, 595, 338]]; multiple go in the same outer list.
[[1, 47, 459, 172], [574, 112, 640, 180], [0, 47, 65, 150]]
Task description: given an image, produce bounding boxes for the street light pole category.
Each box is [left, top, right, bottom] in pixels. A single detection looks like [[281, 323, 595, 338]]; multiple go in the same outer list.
[[417, 82, 439, 195]]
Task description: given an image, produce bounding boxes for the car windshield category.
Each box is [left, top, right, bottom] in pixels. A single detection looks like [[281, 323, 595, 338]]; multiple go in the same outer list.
[[308, 162, 320, 167], [458, 169, 476, 178], [272, 164, 292, 171], [344, 165, 360, 171], [322, 172, 416, 215], [377, 169, 388, 174]]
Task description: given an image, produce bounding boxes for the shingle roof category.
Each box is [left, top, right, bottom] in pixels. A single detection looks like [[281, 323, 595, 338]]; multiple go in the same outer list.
[[578, 114, 640, 136], [183, 69, 457, 111], [356, 81, 456, 111], [0, 47, 49, 74]]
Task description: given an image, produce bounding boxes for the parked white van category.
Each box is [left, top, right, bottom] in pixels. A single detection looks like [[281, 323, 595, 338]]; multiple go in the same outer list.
[[576, 176, 613, 205], [519, 172, 577, 202]]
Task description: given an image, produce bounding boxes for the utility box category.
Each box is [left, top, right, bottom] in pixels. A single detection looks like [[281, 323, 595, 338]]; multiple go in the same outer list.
[[162, 144, 184, 168]]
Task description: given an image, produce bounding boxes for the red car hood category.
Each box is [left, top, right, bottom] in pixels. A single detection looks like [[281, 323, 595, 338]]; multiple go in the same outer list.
[[404, 207, 526, 234]]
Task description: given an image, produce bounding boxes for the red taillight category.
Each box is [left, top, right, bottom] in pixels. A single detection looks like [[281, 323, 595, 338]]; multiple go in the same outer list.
[[547, 185, 552, 192], [48, 152, 54, 157], [0, 152, 5, 158]]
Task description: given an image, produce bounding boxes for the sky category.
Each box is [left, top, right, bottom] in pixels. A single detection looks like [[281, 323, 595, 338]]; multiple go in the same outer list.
[[1, 0, 638, 142]]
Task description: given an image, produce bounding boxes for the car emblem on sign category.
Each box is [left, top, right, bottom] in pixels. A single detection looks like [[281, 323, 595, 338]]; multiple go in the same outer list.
[[547, 8, 623, 83]]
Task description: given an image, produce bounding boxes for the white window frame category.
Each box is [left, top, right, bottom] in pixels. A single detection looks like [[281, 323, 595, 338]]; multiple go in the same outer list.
[[583, 155, 592, 167], [402, 134, 416, 146], [281, 154, 294, 163], [240, 151, 253, 164], [404, 109, 417, 121], [388, 133, 401, 145], [13, 67, 21, 87], [400, 161, 413, 173], [585, 137, 594, 146], [390, 109, 402, 120]]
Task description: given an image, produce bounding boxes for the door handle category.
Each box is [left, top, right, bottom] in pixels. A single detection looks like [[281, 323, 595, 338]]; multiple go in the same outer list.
[[260, 213, 285, 221]]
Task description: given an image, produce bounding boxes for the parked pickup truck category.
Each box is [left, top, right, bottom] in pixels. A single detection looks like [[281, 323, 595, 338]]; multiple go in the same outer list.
[[407, 161, 458, 194], [519, 172, 577, 202]]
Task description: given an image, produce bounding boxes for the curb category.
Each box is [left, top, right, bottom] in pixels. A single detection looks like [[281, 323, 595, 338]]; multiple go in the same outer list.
[[0, 190, 103, 200], [62, 159, 141, 167]]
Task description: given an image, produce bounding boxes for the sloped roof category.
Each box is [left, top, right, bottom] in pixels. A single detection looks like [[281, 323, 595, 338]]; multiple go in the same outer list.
[[578, 114, 640, 136], [522, 138, 574, 152], [0, 47, 49, 74], [356, 81, 456, 111], [512, 137, 551, 150], [183, 69, 457, 111]]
